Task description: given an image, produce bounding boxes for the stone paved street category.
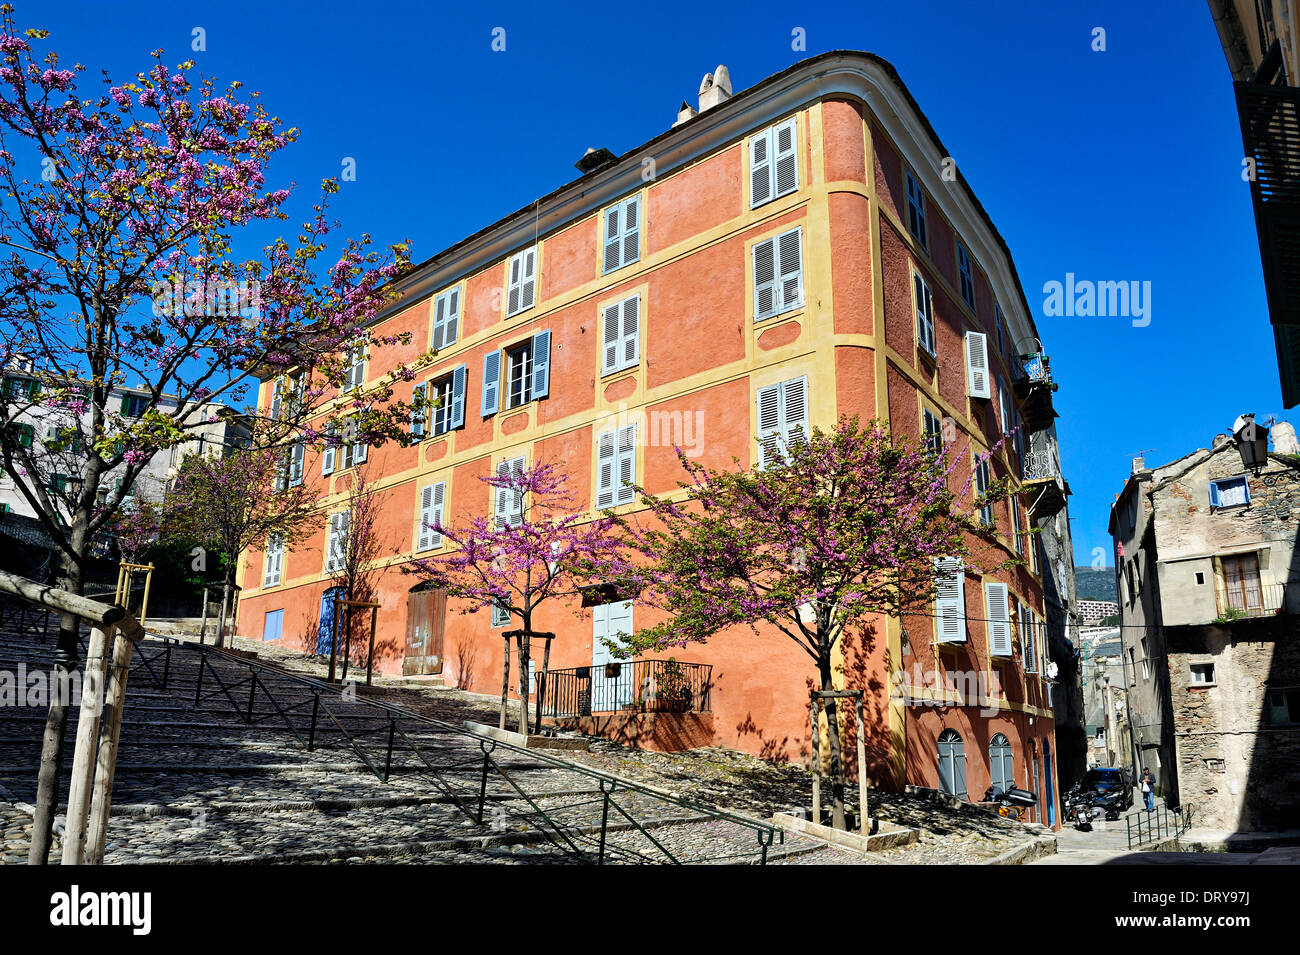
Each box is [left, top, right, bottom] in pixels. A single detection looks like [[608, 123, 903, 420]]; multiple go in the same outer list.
[[2, 618, 1048, 865]]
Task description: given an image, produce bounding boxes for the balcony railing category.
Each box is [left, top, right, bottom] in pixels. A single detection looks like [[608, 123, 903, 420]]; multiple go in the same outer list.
[[1214, 582, 1291, 620], [540, 659, 712, 718], [1021, 448, 1061, 483]]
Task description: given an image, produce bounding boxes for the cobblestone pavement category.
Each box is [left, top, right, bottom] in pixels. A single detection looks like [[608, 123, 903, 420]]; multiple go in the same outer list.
[[1, 622, 1045, 865]]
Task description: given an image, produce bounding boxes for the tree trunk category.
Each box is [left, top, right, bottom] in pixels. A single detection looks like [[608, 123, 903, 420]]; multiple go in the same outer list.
[[29, 535, 86, 863], [818, 655, 848, 831], [215, 577, 232, 649], [499, 636, 510, 730]]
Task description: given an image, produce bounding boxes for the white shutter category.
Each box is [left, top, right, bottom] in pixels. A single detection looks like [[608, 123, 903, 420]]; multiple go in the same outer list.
[[270, 378, 284, 421], [621, 295, 639, 368], [773, 118, 798, 198], [998, 378, 1010, 435], [985, 582, 1012, 657], [606, 599, 633, 646], [596, 430, 617, 508], [411, 383, 427, 441], [621, 196, 639, 267], [750, 128, 773, 208], [418, 482, 445, 551], [433, 288, 460, 350], [494, 456, 524, 528], [756, 382, 781, 468], [290, 440, 305, 486], [934, 557, 967, 643], [507, 253, 522, 315], [264, 535, 283, 587], [602, 301, 621, 373], [777, 228, 803, 312], [322, 424, 336, 475], [616, 425, 637, 506], [915, 273, 935, 355], [753, 237, 776, 320], [1021, 604, 1038, 673], [966, 331, 990, 399]]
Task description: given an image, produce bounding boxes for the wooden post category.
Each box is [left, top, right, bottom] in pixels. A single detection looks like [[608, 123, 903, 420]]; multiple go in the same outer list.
[[138, 562, 154, 631], [198, 585, 209, 646], [60, 626, 111, 864], [855, 697, 869, 834], [499, 635, 510, 730], [516, 632, 530, 736], [532, 632, 555, 732], [366, 606, 378, 687], [810, 697, 821, 825], [85, 629, 135, 864]]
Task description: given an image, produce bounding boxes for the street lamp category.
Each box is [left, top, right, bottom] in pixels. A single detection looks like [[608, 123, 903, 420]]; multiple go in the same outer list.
[[1232, 414, 1270, 474]]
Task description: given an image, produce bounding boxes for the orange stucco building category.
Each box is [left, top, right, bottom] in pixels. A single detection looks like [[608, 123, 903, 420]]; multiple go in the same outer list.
[[238, 52, 1065, 824]]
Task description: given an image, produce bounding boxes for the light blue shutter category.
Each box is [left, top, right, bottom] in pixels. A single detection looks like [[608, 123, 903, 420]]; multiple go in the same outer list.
[[778, 228, 803, 312], [520, 247, 536, 311], [621, 295, 639, 368], [616, 424, 637, 505], [773, 119, 798, 197], [750, 128, 773, 207], [935, 557, 967, 643], [753, 237, 776, 320], [290, 440, 305, 486], [781, 377, 808, 448], [603, 202, 622, 273], [602, 301, 621, 373], [621, 196, 640, 267], [432, 294, 448, 350], [507, 254, 523, 315], [1208, 481, 1221, 507], [531, 329, 551, 399], [596, 430, 617, 508], [450, 364, 466, 429], [985, 582, 1012, 657], [411, 383, 427, 441], [756, 382, 781, 468], [321, 427, 335, 475], [481, 351, 501, 416]]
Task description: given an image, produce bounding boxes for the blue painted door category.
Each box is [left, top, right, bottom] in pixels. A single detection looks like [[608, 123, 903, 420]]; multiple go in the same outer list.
[[263, 609, 283, 642], [316, 586, 346, 655], [591, 601, 633, 711], [1044, 738, 1056, 826]]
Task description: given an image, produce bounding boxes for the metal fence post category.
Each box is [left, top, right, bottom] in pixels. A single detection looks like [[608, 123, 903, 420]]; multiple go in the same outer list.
[[308, 693, 320, 751], [383, 717, 396, 783], [598, 785, 612, 865], [194, 647, 206, 711]]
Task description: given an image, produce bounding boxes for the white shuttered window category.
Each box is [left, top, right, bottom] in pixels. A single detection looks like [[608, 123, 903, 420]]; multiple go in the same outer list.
[[601, 295, 640, 374], [596, 425, 637, 509], [603, 196, 641, 273], [756, 376, 809, 468], [417, 481, 446, 552], [750, 118, 799, 208], [753, 227, 804, 321], [506, 247, 537, 317], [985, 582, 1012, 657], [935, 557, 967, 643]]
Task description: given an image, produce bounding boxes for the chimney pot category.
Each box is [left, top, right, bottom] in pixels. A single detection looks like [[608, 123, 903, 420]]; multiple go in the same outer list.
[[697, 64, 733, 113]]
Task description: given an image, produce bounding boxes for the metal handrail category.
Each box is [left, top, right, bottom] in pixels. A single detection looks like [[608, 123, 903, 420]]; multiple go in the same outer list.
[[169, 639, 780, 864]]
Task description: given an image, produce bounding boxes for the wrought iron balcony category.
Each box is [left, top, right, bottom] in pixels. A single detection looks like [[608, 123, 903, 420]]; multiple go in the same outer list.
[[1214, 582, 1292, 620], [1017, 448, 1068, 518]]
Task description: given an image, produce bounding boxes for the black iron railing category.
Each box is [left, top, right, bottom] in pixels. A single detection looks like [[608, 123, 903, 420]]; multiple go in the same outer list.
[[125, 641, 767, 864], [541, 659, 712, 718], [1126, 803, 1191, 850]]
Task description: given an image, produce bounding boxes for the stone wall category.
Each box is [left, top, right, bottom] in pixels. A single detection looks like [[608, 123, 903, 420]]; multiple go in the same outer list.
[[1168, 616, 1300, 831]]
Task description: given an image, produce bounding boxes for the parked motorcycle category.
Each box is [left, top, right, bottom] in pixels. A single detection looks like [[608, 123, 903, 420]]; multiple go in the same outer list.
[[1068, 790, 1097, 831], [983, 783, 1038, 822]]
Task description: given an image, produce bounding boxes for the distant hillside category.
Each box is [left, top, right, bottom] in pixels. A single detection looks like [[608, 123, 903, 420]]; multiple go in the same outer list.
[[1074, 567, 1118, 603]]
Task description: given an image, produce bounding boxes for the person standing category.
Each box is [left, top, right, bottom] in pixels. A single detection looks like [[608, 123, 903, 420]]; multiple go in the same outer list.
[[1140, 767, 1155, 812]]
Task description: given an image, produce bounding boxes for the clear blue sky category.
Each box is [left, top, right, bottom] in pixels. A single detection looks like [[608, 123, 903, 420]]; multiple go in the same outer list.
[[30, 0, 1272, 566]]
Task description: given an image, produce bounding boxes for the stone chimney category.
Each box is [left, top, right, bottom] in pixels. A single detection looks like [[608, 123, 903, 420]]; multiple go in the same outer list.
[[1131, 456, 1145, 474], [1212, 433, 1230, 448], [697, 65, 732, 113], [1274, 421, 1300, 455], [672, 100, 697, 128]]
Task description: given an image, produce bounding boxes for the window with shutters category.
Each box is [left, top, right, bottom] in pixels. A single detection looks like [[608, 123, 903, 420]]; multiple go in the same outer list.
[[1012, 498, 1024, 556], [491, 599, 510, 628], [913, 271, 936, 357], [506, 247, 537, 317], [975, 456, 994, 526], [752, 227, 804, 321], [1021, 603, 1038, 674], [345, 343, 366, 391], [985, 582, 1012, 657], [263, 533, 284, 587], [416, 481, 446, 552], [934, 557, 967, 643], [339, 422, 367, 471], [120, 393, 149, 418], [1209, 476, 1250, 508], [410, 383, 428, 443], [595, 424, 638, 509], [905, 168, 928, 250], [749, 117, 799, 209], [965, 331, 990, 399], [998, 377, 1011, 437], [756, 377, 809, 469], [957, 242, 976, 310], [601, 294, 640, 374], [602, 196, 641, 273], [429, 374, 457, 436], [506, 340, 533, 408], [494, 456, 526, 530], [937, 729, 966, 799], [923, 408, 944, 457], [431, 287, 461, 350], [325, 512, 349, 573], [995, 302, 1006, 356]]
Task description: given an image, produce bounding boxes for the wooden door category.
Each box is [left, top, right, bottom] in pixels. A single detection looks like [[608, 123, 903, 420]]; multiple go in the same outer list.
[[403, 586, 446, 675]]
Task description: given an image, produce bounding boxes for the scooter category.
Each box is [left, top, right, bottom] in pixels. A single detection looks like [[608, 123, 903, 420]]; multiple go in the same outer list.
[[983, 783, 1039, 822]]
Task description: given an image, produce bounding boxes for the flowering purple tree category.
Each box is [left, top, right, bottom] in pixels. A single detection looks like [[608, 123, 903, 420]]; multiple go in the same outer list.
[[105, 498, 160, 563], [0, 8, 415, 862], [162, 441, 320, 647], [411, 462, 639, 735], [617, 416, 1006, 830]]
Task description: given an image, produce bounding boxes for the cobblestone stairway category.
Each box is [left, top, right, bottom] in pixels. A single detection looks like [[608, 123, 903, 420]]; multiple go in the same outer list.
[[1, 620, 836, 864]]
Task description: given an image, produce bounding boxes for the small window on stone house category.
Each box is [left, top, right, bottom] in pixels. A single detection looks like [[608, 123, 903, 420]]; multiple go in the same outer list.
[[1190, 663, 1215, 686], [1209, 476, 1250, 508]]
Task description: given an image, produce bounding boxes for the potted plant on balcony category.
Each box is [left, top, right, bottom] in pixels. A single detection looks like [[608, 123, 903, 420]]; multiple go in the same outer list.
[[651, 659, 692, 713]]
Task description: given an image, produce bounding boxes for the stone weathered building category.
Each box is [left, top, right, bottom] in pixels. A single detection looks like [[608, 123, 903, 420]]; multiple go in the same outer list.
[[1109, 426, 1300, 831]]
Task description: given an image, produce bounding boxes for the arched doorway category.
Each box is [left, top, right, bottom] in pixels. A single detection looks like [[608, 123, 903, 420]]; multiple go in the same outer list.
[[1043, 737, 1056, 826], [404, 581, 446, 676], [989, 733, 1014, 795], [937, 729, 967, 799]]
